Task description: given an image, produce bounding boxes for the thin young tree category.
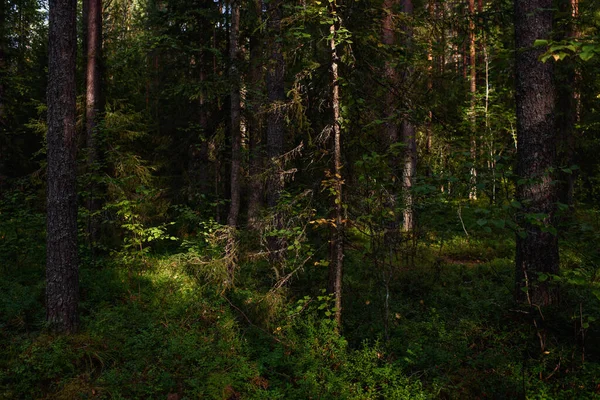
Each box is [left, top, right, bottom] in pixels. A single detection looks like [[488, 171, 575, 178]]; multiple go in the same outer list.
[[265, 0, 286, 262], [328, 0, 344, 328], [468, 0, 477, 200], [46, 0, 79, 333], [514, 0, 559, 306]]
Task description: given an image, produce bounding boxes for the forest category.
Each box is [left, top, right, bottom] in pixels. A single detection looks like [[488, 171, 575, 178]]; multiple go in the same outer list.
[[1, 0, 600, 398]]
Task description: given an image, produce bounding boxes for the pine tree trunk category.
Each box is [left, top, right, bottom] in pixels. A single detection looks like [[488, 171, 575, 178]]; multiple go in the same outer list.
[[514, 0, 559, 306], [401, 0, 416, 232], [85, 0, 103, 246], [46, 0, 79, 333], [468, 0, 477, 200], [227, 0, 241, 228], [328, 0, 344, 329]]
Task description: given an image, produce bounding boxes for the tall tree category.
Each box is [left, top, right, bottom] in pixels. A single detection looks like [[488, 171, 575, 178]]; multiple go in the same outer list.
[[84, 0, 103, 245], [400, 0, 416, 231], [265, 0, 286, 261], [468, 0, 477, 200], [46, 0, 79, 333], [247, 0, 265, 229], [227, 0, 241, 228], [328, 0, 344, 328], [514, 0, 559, 306]]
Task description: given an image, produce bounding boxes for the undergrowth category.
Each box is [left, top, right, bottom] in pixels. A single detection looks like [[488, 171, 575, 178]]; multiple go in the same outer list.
[[1, 193, 600, 399]]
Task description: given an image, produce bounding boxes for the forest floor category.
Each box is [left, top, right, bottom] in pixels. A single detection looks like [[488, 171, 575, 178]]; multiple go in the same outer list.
[[1, 201, 600, 399]]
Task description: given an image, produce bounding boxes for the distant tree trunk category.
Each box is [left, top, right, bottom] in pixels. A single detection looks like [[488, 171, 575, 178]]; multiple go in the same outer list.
[[265, 0, 286, 262], [328, 0, 344, 329], [0, 0, 5, 178], [84, 0, 103, 246], [188, 16, 211, 202], [227, 0, 241, 228], [468, 0, 477, 200], [46, 0, 79, 333], [401, 0, 416, 232], [247, 0, 264, 229], [514, 0, 559, 306], [556, 0, 579, 208], [425, 0, 434, 178]]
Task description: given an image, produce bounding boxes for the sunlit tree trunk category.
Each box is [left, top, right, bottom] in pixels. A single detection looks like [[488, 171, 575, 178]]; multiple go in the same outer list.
[[328, 0, 344, 329], [227, 0, 241, 228], [47, 0, 79, 333], [514, 0, 559, 306]]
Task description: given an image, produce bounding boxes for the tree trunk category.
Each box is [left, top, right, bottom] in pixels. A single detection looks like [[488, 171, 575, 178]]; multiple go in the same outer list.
[[265, 0, 286, 262], [84, 0, 103, 246], [227, 0, 241, 228], [556, 0, 579, 209], [401, 0, 416, 232], [514, 0, 559, 306], [328, 0, 344, 329], [247, 0, 264, 229], [468, 0, 477, 200], [46, 0, 79, 333], [0, 0, 5, 180]]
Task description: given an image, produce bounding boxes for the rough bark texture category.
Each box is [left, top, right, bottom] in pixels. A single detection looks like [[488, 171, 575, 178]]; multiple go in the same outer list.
[[85, 0, 103, 245], [328, 0, 344, 329], [46, 0, 79, 333], [400, 0, 416, 232], [227, 0, 241, 228], [514, 0, 559, 306]]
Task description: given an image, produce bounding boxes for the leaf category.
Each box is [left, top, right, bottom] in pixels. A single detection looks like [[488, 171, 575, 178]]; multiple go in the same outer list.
[[533, 39, 548, 47]]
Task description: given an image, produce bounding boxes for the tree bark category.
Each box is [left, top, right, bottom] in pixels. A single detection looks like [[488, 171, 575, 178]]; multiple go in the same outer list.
[[227, 0, 241, 228], [328, 0, 344, 329], [468, 0, 477, 200], [400, 0, 416, 232], [46, 0, 79, 333], [84, 0, 103, 246], [514, 0, 559, 306]]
